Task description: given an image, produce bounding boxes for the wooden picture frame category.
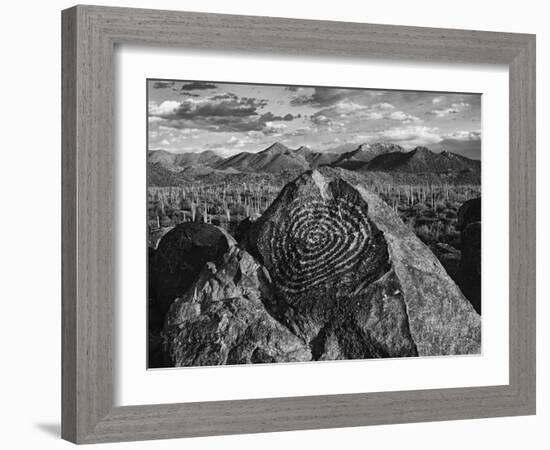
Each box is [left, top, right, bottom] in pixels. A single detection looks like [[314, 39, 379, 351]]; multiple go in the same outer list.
[[61, 5, 536, 444]]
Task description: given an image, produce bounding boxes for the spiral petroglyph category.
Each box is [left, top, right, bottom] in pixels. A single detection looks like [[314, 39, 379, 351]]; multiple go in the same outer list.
[[250, 175, 391, 303], [266, 197, 377, 294]]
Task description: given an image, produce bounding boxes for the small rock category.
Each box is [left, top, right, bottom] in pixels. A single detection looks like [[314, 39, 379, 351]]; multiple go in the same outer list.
[[150, 223, 231, 319]]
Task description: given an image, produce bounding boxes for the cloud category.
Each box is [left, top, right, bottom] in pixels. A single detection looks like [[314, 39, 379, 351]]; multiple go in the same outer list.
[[179, 81, 218, 91], [388, 110, 421, 123], [380, 126, 441, 143], [432, 96, 444, 104], [265, 122, 287, 130], [372, 102, 395, 110], [443, 130, 481, 141], [259, 111, 300, 123], [224, 130, 267, 148], [357, 126, 443, 148], [180, 91, 200, 97], [309, 100, 420, 127], [149, 100, 181, 116], [150, 96, 267, 120], [310, 114, 331, 126], [428, 102, 471, 117], [263, 121, 288, 136], [152, 81, 175, 89], [289, 126, 317, 136], [310, 101, 366, 125], [290, 88, 433, 108], [430, 129, 481, 159], [210, 93, 239, 101], [149, 93, 299, 134], [290, 87, 362, 106]]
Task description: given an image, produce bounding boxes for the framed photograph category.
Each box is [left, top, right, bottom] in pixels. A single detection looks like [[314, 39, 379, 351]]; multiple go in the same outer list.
[[62, 5, 536, 444]]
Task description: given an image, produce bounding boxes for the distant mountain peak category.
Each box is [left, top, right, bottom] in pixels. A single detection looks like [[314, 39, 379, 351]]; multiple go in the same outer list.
[[354, 142, 405, 155], [440, 150, 455, 158], [354, 143, 371, 151], [213, 142, 309, 173], [262, 142, 291, 154], [294, 145, 315, 158], [332, 142, 405, 170]]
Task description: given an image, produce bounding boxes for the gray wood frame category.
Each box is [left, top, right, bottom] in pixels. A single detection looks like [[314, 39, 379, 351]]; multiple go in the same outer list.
[[62, 5, 536, 444]]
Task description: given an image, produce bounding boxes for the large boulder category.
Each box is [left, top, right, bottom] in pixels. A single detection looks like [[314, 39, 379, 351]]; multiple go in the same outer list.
[[150, 222, 230, 318], [164, 239, 311, 366], [456, 197, 482, 313], [148, 226, 174, 249], [457, 197, 481, 232], [243, 169, 481, 358]]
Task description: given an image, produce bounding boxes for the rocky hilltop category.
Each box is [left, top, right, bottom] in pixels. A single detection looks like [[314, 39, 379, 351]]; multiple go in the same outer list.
[[365, 146, 481, 174], [214, 142, 310, 173], [155, 170, 481, 366], [148, 149, 223, 171], [294, 145, 340, 167], [332, 142, 405, 170]]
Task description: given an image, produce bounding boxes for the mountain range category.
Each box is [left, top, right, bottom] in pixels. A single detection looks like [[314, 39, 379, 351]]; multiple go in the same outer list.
[[365, 146, 480, 173], [148, 141, 480, 182], [215, 142, 311, 172], [147, 149, 224, 172]]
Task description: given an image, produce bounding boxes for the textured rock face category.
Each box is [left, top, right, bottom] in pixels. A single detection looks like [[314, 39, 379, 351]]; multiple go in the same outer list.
[[457, 197, 481, 232], [244, 169, 481, 358], [150, 223, 230, 318], [164, 241, 311, 366], [461, 222, 481, 276], [457, 198, 482, 313], [354, 185, 480, 356]]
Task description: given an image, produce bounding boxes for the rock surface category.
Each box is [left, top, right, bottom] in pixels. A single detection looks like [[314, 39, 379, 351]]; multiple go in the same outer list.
[[243, 169, 481, 358], [457, 197, 481, 232], [164, 238, 311, 366], [148, 226, 174, 249], [456, 197, 482, 313], [150, 222, 230, 318]]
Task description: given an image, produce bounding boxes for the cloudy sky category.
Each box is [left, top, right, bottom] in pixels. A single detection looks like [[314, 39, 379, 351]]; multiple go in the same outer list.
[[148, 79, 481, 159]]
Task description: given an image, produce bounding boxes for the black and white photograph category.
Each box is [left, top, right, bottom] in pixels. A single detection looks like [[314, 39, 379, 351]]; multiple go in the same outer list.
[[2, 0, 544, 447], [147, 79, 482, 368]]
